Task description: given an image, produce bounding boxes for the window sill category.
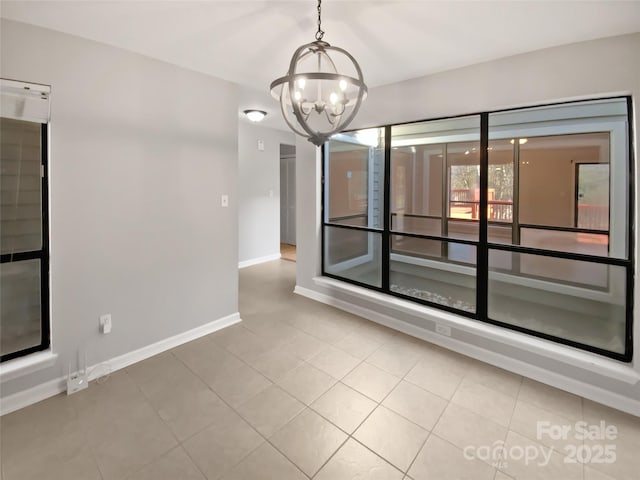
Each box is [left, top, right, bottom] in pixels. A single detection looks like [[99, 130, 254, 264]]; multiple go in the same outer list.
[[0, 350, 58, 383], [312, 275, 640, 385]]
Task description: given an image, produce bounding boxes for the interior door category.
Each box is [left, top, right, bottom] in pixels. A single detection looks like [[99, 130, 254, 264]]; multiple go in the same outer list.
[[576, 163, 609, 231], [280, 154, 296, 245]]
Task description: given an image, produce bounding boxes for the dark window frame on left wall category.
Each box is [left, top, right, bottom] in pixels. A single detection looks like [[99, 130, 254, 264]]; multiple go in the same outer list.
[[1, 82, 51, 362]]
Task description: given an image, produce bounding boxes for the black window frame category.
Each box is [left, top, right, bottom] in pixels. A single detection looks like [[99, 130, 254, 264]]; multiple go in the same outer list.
[[321, 96, 634, 362], [0, 122, 50, 362]]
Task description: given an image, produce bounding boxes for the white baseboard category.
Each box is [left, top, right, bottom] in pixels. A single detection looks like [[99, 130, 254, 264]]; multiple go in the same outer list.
[[0, 312, 241, 416], [294, 285, 327, 303], [238, 253, 281, 269], [100, 312, 241, 376], [294, 284, 640, 417]]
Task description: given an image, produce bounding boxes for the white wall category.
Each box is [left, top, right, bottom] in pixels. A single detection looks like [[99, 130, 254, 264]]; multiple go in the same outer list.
[[296, 32, 640, 414], [238, 122, 294, 266], [0, 19, 239, 399]]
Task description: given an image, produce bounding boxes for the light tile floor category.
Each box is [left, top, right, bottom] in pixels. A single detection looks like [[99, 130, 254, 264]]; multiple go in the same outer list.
[[1, 260, 640, 480]]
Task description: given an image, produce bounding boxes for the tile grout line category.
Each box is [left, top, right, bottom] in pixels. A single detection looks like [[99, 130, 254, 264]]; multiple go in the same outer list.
[[164, 344, 276, 479], [397, 349, 445, 477], [260, 411, 315, 480], [398, 350, 454, 477], [174, 320, 363, 479], [505, 376, 593, 468], [349, 355, 418, 475], [259, 352, 368, 479], [490, 375, 525, 478], [137, 268, 578, 479], [308, 434, 351, 480], [309, 345, 422, 478], [8, 260, 626, 480], [84, 368, 183, 480]]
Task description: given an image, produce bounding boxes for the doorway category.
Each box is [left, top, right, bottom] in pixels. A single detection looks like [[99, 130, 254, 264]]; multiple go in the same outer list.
[[280, 144, 296, 261], [575, 162, 610, 230]]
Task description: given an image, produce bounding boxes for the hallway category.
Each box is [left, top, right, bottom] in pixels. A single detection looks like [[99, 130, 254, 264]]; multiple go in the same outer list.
[[280, 243, 296, 262]]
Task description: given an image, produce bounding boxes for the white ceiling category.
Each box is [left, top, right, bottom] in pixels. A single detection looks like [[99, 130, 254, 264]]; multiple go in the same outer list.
[[3, 0, 640, 131]]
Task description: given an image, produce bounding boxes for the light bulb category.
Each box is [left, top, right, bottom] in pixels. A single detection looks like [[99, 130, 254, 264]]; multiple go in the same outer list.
[[297, 78, 306, 89], [339, 79, 347, 91], [330, 92, 338, 105], [243, 110, 267, 122], [294, 90, 302, 101]]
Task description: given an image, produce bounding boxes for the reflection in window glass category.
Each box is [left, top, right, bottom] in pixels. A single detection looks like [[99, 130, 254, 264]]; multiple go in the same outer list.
[[448, 142, 480, 227], [391, 236, 476, 313], [486, 129, 618, 258], [390, 144, 443, 235], [488, 224, 512, 245], [519, 133, 610, 230], [488, 249, 626, 354], [0, 259, 42, 357], [520, 228, 608, 257], [0, 118, 43, 255], [488, 139, 514, 224], [390, 116, 481, 241], [447, 219, 478, 242], [326, 129, 385, 229], [577, 163, 609, 230], [324, 226, 382, 288]]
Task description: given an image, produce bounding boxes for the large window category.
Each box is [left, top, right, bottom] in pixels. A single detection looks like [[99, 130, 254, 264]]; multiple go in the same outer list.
[[1, 79, 50, 362], [323, 97, 633, 361]]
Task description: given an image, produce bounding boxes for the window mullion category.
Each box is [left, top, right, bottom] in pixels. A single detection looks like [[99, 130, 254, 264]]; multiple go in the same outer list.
[[477, 113, 489, 320], [382, 125, 391, 292], [441, 145, 448, 258]]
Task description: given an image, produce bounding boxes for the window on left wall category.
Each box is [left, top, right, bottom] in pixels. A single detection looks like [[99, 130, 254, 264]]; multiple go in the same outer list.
[[0, 79, 50, 362]]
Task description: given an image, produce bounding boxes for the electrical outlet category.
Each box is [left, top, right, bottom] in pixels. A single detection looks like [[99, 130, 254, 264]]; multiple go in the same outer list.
[[100, 314, 112, 334], [435, 323, 452, 337], [67, 371, 88, 395]]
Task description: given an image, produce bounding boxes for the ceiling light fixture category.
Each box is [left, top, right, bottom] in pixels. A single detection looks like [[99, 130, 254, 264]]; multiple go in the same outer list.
[[270, 0, 367, 146], [243, 109, 267, 122]]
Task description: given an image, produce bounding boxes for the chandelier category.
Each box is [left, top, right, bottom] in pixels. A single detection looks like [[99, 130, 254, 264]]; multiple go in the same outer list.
[[270, 0, 367, 146]]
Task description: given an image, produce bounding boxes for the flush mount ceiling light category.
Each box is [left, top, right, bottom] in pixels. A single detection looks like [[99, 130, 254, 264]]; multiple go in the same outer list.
[[270, 0, 367, 146], [243, 109, 267, 122]]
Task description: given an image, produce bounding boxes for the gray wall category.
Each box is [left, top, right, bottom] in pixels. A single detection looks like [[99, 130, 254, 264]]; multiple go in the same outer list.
[[1, 19, 239, 397], [238, 122, 294, 264], [353, 33, 640, 130], [296, 33, 640, 410]]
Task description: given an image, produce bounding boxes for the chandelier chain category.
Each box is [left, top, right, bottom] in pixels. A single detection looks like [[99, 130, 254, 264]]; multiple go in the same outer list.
[[315, 0, 325, 41], [270, 0, 367, 146]]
